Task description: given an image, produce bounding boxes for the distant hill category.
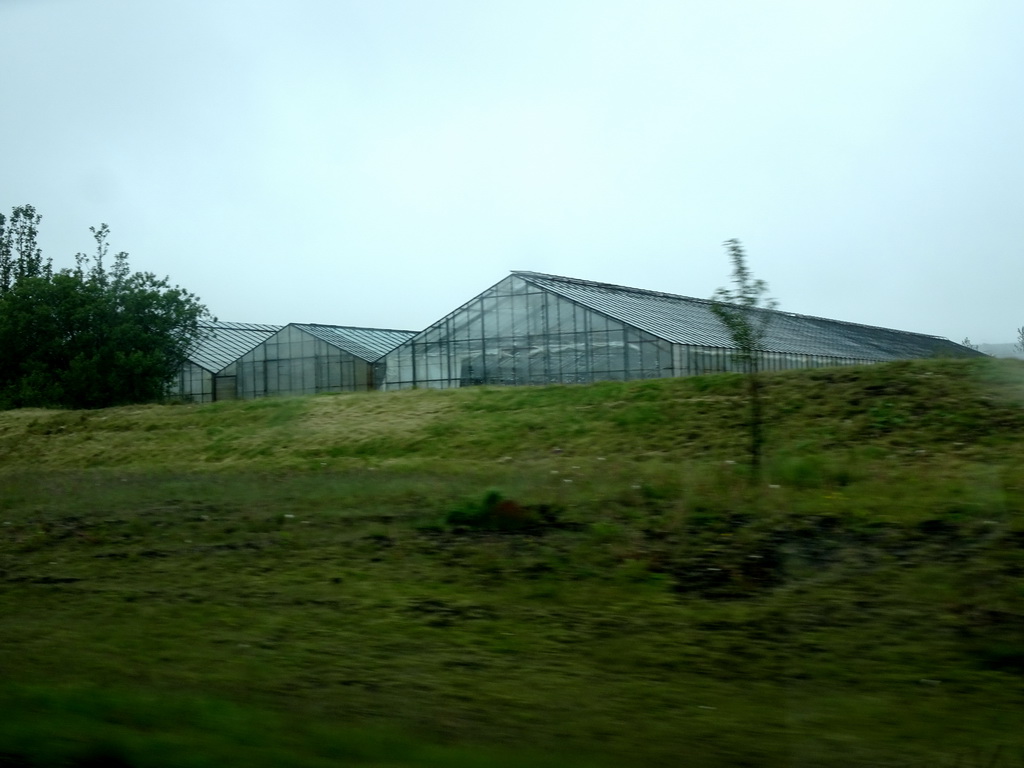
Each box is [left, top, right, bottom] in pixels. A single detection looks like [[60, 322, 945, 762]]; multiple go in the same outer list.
[[977, 342, 1024, 359]]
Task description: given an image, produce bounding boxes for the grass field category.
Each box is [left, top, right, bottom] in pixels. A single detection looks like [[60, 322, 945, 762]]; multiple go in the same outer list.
[[1, 357, 1023, 767]]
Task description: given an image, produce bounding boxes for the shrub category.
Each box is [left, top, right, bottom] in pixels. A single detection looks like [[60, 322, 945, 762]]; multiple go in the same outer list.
[[446, 491, 558, 532]]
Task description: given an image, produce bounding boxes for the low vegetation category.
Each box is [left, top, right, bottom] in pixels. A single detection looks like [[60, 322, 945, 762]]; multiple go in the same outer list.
[[1, 357, 1022, 767]]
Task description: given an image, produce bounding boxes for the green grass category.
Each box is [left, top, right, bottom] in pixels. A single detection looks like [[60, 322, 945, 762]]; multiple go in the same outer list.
[[1, 358, 1023, 766]]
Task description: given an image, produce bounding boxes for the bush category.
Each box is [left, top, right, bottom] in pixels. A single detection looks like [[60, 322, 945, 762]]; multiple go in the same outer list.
[[446, 491, 559, 532]]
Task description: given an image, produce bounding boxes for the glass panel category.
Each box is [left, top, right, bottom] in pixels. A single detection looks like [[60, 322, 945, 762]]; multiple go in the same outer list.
[[509, 276, 531, 294], [574, 304, 590, 330], [478, 297, 497, 338], [421, 324, 444, 343], [548, 296, 571, 334], [525, 291, 546, 335], [450, 306, 474, 341], [253, 361, 265, 397], [301, 359, 315, 393], [508, 292, 529, 337]]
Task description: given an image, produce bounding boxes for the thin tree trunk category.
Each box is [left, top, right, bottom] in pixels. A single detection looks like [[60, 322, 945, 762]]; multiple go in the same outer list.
[[748, 363, 763, 483]]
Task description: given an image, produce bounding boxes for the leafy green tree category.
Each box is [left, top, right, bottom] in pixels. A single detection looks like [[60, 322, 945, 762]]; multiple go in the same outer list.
[[0, 211, 212, 409], [710, 238, 778, 483], [961, 337, 978, 351], [0, 204, 51, 292], [1015, 326, 1024, 354]]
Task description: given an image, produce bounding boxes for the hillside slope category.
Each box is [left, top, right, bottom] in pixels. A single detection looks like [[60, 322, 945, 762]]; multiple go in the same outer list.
[[1, 357, 1022, 472], [1, 358, 1023, 768]]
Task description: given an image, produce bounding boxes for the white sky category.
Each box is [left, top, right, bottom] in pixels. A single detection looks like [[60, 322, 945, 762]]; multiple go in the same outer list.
[[3, 0, 1022, 343]]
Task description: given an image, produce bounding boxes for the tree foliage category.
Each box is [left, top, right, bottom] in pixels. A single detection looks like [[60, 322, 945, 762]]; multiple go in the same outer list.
[[0, 204, 52, 291], [0, 207, 212, 409], [710, 239, 778, 482], [710, 239, 778, 364], [1016, 326, 1024, 354]]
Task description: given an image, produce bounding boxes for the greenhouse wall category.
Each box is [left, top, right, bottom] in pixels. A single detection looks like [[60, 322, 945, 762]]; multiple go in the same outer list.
[[672, 346, 877, 376], [170, 361, 214, 403], [211, 360, 241, 401], [235, 325, 374, 399], [381, 275, 675, 390]]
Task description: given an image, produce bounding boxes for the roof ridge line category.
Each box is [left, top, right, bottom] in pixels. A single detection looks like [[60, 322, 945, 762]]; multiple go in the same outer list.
[[198, 321, 283, 329], [291, 322, 417, 333], [512, 270, 711, 305]]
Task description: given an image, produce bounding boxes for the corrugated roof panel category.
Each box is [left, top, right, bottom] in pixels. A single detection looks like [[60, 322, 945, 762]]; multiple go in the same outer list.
[[292, 324, 417, 361], [188, 322, 284, 372], [515, 272, 978, 361]]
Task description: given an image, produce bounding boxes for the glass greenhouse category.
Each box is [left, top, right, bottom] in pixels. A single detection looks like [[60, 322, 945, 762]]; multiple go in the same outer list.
[[171, 321, 282, 403], [379, 272, 981, 390], [232, 324, 415, 399]]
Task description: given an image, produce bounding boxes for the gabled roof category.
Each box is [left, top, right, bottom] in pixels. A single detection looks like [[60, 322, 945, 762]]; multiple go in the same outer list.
[[292, 324, 416, 361], [188, 321, 284, 373], [514, 271, 980, 361]]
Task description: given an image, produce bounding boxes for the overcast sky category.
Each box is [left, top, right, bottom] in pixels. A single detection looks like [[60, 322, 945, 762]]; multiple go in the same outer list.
[[3, 0, 1022, 343]]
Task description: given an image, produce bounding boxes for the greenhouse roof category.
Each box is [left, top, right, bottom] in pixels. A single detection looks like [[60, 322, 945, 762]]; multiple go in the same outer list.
[[514, 272, 980, 362], [293, 324, 417, 361], [189, 321, 283, 373]]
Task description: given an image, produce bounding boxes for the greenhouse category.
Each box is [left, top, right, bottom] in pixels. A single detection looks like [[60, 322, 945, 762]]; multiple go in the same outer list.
[[379, 271, 981, 390], [172, 321, 283, 403], [233, 323, 415, 399]]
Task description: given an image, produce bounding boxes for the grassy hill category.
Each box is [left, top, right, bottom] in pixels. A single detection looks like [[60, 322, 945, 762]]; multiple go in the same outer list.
[[1, 357, 1023, 767]]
